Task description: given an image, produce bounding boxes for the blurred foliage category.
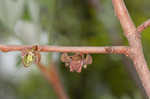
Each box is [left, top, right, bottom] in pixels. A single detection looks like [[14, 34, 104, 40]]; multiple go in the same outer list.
[[16, 73, 57, 99], [0, 0, 150, 99]]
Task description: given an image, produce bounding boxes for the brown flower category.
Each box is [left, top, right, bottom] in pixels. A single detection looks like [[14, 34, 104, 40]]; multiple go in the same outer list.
[[61, 53, 92, 73]]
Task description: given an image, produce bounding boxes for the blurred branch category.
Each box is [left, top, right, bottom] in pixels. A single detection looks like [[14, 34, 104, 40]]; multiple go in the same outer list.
[[137, 19, 150, 32], [0, 45, 129, 54], [112, 0, 150, 98], [37, 62, 69, 99]]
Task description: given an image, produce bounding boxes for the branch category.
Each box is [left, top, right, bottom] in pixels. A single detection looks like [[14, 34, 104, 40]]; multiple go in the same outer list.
[[0, 45, 129, 54], [112, 0, 136, 39], [37, 62, 69, 99], [88, 0, 146, 97], [137, 19, 150, 32], [112, 0, 150, 98]]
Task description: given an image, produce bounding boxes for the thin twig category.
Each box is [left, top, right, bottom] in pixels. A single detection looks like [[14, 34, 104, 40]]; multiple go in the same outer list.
[[37, 62, 69, 99], [112, 0, 150, 98], [137, 19, 150, 33], [0, 45, 129, 54]]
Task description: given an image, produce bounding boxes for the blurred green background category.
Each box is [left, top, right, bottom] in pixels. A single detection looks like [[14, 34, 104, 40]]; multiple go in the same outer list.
[[0, 0, 150, 99]]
